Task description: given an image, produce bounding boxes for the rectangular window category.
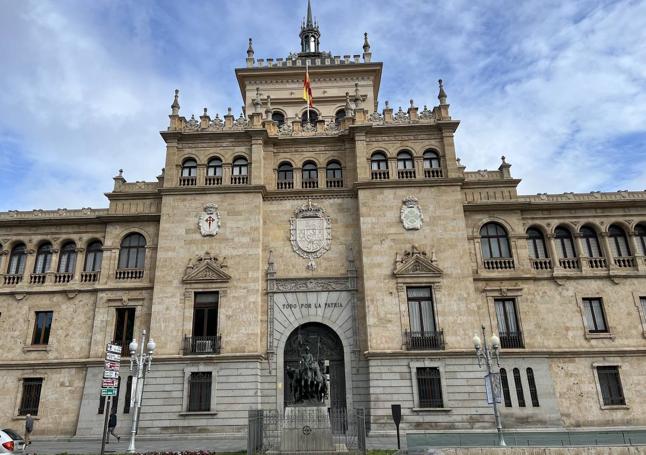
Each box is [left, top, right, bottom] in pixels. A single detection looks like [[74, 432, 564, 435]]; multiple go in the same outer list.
[[500, 369, 512, 407], [416, 367, 443, 408], [407, 287, 436, 334], [583, 298, 608, 333], [114, 308, 136, 356], [19, 378, 43, 416], [32, 311, 53, 345], [188, 372, 212, 412], [640, 297, 646, 319], [526, 368, 540, 407], [494, 299, 523, 348], [597, 366, 625, 406], [123, 376, 133, 414], [193, 293, 219, 337], [512, 368, 526, 407]]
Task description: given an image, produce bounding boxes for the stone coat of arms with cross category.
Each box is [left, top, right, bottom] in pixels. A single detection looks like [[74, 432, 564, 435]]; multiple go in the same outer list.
[[198, 203, 221, 237], [290, 199, 332, 271]]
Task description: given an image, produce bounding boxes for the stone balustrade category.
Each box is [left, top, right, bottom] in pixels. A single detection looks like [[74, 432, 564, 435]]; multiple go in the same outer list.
[[530, 258, 553, 270], [115, 269, 144, 280], [483, 258, 515, 270]]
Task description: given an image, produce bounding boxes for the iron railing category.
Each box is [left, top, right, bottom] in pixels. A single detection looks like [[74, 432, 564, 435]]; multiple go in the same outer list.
[[499, 331, 524, 349], [183, 335, 221, 355], [405, 330, 445, 350]]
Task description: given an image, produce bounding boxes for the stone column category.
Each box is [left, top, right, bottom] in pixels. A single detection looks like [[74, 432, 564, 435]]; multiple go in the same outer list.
[[599, 232, 614, 270], [354, 131, 369, 181], [197, 164, 206, 186], [250, 135, 264, 185], [73, 247, 85, 282], [222, 164, 232, 185], [294, 167, 303, 189], [573, 233, 589, 271], [317, 166, 326, 189], [545, 233, 560, 270]]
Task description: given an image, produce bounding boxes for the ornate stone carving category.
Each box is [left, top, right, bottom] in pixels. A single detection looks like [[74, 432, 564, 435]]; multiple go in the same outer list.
[[272, 278, 349, 292], [198, 203, 221, 237], [290, 200, 331, 271], [400, 196, 423, 230], [394, 245, 443, 277], [183, 252, 231, 283]]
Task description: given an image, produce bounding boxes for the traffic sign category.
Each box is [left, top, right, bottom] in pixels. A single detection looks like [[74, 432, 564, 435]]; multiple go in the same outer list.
[[102, 379, 118, 388], [106, 352, 121, 362], [103, 370, 118, 379], [101, 387, 118, 397], [104, 361, 120, 371], [106, 344, 122, 354]]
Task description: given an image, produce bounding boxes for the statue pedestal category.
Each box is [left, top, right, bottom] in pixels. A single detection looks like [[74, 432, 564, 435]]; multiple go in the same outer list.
[[281, 406, 335, 453]]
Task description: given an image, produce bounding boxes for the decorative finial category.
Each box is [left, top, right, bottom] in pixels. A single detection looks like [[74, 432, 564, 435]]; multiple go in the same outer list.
[[253, 87, 262, 113], [171, 89, 180, 115], [438, 79, 448, 105], [227, 107, 232, 115], [410, 99, 414, 108], [363, 32, 370, 52], [118, 169, 123, 177], [265, 95, 272, 119], [456, 157, 461, 165], [203, 107, 208, 115], [501, 155, 507, 164], [385, 100, 390, 109], [354, 82, 362, 108], [247, 38, 254, 58]]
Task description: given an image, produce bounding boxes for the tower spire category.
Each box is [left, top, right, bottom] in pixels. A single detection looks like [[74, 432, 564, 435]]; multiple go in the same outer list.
[[299, 0, 320, 55], [306, 0, 313, 27]]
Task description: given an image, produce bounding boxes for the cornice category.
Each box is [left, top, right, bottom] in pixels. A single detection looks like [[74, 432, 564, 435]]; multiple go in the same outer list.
[[159, 185, 265, 196], [364, 347, 646, 359], [464, 199, 646, 212], [355, 178, 464, 190]]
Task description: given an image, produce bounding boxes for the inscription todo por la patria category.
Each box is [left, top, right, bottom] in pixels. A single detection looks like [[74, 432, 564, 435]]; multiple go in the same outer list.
[[281, 302, 343, 310]]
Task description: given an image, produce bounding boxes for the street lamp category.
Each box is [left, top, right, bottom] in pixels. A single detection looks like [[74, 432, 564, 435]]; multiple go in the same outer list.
[[127, 329, 156, 454], [473, 325, 506, 447]]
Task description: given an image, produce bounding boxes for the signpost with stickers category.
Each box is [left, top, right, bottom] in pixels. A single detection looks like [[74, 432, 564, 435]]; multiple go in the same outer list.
[[100, 344, 122, 455]]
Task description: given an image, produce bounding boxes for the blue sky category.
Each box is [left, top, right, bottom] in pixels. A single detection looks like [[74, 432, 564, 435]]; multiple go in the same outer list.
[[1, 0, 645, 210]]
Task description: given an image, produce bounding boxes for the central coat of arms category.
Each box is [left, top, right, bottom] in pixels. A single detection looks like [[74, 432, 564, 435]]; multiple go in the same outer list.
[[290, 200, 331, 271]]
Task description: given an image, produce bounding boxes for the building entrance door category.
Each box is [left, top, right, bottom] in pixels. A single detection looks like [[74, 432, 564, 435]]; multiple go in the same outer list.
[[283, 322, 346, 410]]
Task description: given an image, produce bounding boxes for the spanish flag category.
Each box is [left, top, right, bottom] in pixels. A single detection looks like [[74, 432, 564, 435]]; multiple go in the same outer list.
[[303, 62, 314, 107]]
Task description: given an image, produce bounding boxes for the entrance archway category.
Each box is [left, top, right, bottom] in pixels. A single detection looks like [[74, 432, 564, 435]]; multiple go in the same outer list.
[[284, 322, 346, 410]]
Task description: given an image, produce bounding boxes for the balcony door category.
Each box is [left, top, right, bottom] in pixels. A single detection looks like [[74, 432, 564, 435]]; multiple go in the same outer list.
[[114, 308, 135, 356], [193, 292, 219, 338]]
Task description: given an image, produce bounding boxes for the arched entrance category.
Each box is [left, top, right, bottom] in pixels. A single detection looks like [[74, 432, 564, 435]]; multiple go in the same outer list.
[[284, 322, 346, 410]]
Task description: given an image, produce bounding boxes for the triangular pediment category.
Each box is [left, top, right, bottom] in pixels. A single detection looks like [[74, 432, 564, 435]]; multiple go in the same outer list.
[[394, 251, 443, 278], [183, 257, 231, 283]]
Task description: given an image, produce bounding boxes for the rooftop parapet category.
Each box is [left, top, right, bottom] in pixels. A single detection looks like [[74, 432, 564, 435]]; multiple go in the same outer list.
[[519, 190, 646, 203], [111, 169, 162, 193], [0, 207, 109, 220]]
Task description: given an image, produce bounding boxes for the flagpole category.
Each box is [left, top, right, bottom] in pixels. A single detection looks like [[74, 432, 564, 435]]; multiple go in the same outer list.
[[306, 61, 310, 124]]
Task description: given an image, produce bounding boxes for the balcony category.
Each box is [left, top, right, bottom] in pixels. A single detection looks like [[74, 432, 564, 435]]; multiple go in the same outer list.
[[80, 271, 100, 283], [115, 269, 144, 280], [585, 257, 607, 269], [179, 176, 197, 186], [326, 178, 343, 188], [3, 274, 23, 285], [277, 180, 294, 190], [404, 330, 444, 350], [205, 175, 222, 186], [30, 273, 47, 285], [54, 272, 73, 284], [397, 169, 416, 179], [302, 179, 318, 189], [371, 169, 389, 180], [231, 175, 248, 185], [424, 168, 443, 178], [483, 258, 515, 270], [559, 257, 580, 270], [530, 258, 552, 270], [183, 335, 221, 355], [499, 331, 524, 349], [614, 256, 636, 268]]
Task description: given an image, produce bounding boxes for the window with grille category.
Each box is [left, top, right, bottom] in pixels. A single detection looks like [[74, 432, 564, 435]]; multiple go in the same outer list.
[[416, 367, 443, 408], [32, 311, 53, 345], [526, 368, 540, 407], [19, 378, 43, 416], [188, 372, 212, 412], [512, 368, 526, 407], [582, 298, 608, 333], [499, 368, 512, 407], [596, 366, 625, 406]]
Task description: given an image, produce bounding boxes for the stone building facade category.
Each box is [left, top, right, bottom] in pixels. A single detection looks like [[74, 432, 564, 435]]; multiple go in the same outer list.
[[1, 3, 646, 438]]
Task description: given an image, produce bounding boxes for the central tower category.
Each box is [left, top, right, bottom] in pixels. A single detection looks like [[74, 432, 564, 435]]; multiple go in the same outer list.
[[299, 0, 321, 55]]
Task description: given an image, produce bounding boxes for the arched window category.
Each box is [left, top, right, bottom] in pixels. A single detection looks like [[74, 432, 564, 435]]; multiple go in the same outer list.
[[84, 241, 103, 272], [277, 162, 294, 189], [526, 368, 540, 407], [513, 368, 526, 407], [326, 161, 343, 188], [580, 226, 602, 258], [480, 223, 511, 259], [334, 109, 346, 125], [57, 242, 77, 273], [232, 157, 248, 184], [636, 223, 646, 255], [301, 110, 318, 127], [370, 152, 389, 180], [118, 234, 146, 270], [272, 111, 285, 127], [8, 243, 27, 275], [181, 159, 197, 177], [608, 225, 631, 257], [397, 151, 415, 179], [34, 242, 53, 274], [302, 161, 318, 188], [499, 368, 512, 407], [423, 150, 442, 178], [526, 228, 548, 259], [207, 158, 222, 177], [555, 227, 576, 258]]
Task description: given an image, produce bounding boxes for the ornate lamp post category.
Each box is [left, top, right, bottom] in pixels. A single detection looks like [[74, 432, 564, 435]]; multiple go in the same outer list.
[[127, 330, 156, 454], [473, 325, 506, 447]]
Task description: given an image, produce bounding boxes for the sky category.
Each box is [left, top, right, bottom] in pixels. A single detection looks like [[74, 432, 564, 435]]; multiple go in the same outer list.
[[1, 0, 645, 211]]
